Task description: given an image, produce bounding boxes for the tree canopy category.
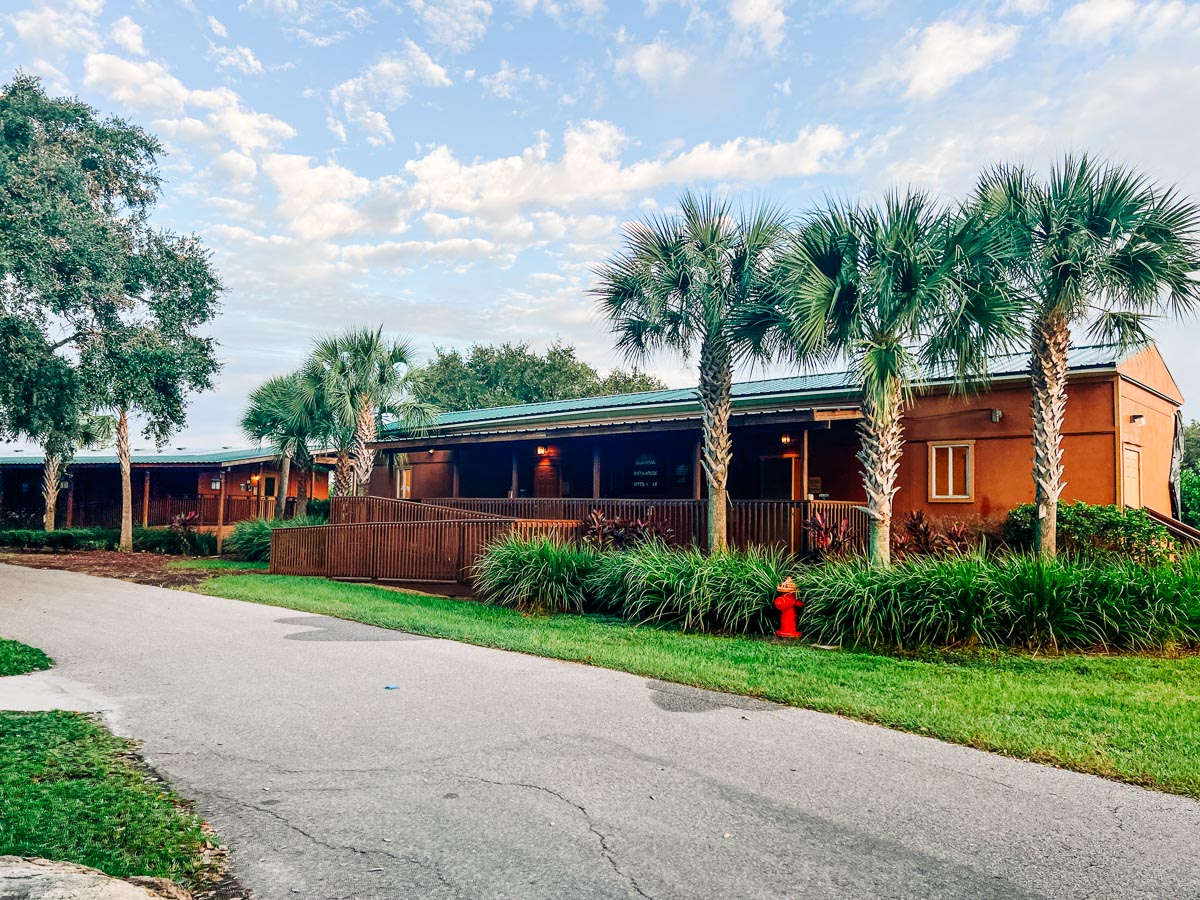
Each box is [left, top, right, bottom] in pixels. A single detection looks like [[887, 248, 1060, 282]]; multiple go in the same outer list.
[[409, 340, 667, 412]]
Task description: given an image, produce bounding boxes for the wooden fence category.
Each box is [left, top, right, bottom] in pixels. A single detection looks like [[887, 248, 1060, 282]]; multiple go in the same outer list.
[[270, 517, 577, 583]]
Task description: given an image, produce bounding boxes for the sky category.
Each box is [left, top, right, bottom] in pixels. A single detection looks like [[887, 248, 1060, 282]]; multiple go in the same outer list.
[[4, 0, 1200, 452]]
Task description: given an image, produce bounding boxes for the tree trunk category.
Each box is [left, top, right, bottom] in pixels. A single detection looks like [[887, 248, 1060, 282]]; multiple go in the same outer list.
[[698, 338, 734, 553], [1030, 313, 1070, 558], [275, 451, 292, 521], [334, 451, 353, 497], [352, 397, 377, 497], [295, 466, 310, 518], [857, 381, 905, 568], [117, 410, 133, 552], [42, 454, 61, 532]]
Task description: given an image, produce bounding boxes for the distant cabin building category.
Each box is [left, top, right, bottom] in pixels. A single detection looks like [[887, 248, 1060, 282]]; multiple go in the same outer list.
[[0, 448, 331, 530], [370, 343, 1188, 527]]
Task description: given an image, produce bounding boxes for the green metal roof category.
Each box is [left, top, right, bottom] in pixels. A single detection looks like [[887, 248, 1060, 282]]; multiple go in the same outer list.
[[0, 447, 277, 468], [379, 343, 1137, 438]]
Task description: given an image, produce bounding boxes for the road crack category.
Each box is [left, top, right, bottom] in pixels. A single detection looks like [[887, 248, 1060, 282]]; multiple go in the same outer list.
[[462, 775, 651, 899]]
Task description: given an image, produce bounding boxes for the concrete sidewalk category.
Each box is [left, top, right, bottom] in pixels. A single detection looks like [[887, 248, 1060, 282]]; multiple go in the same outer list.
[[1, 562, 1197, 899]]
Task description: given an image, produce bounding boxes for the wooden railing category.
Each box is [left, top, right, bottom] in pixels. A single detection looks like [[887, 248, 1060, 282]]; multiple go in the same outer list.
[[426, 497, 868, 555], [271, 517, 577, 582], [330, 496, 508, 525]]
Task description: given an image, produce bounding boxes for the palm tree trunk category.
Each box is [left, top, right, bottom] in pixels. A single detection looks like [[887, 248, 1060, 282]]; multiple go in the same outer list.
[[699, 338, 734, 553], [1030, 313, 1070, 558], [857, 382, 905, 567], [295, 464, 310, 517], [334, 451, 353, 497], [275, 451, 292, 521], [117, 410, 133, 552], [42, 454, 61, 533], [352, 397, 377, 497]]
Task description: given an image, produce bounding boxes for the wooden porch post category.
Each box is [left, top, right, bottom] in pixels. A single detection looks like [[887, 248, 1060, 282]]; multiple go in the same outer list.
[[510, 452, 518, 499], [451, 454, 460, 499], [692, 439, 703, 499], [141, 469, 150, 527], [802, 430, 810, 500], [592, 446, 601, 499], [65, 474, 75, 528], [215, 469, 227, 555]]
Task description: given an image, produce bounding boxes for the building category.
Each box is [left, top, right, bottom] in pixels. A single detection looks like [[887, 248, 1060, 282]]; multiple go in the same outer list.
[[370, 343, 1187, 530], [0, 448, 331, 530]]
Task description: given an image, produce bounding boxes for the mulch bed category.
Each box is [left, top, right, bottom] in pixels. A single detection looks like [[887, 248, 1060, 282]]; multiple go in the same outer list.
[[0, 552, 258, 589]]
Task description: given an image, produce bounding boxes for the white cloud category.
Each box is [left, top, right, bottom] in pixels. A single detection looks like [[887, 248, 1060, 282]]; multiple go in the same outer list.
[[888, 19, 1022, 100], [408, 0, 492, 52], [727, 0, 788, 55], [329, 41, 453, 144], [110, 16, 147, 56], [1057, 0, 1200, 42], [84, 54, 190, 114], [260, 153, 373, 240], [480, 60, 546, 99], [209, 44, 266, 75], [612, 39, 693, 86], [340, 237, 503, 271], [403, 120, 850, 218], [208, 15, 229, 37], [7, 0, 102, 55]]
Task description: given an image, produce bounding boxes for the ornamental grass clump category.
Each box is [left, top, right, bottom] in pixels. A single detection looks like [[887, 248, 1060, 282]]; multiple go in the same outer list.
[[224, 516, 325, 562], [472, 533, 601, 614], [797, 553, 1198, 652]]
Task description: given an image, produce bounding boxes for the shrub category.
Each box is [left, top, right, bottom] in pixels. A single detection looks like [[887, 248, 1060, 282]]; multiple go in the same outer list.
[[1003, 501, 1177, 564], [223, 516, 325, 562], [473, 533, 601, 613], [579, 508, 673, 550], [131, 527, 217, 556], [797, 553, 1197, 652], [1181, 468, 1200, 529], [305, 498, 330, 522]]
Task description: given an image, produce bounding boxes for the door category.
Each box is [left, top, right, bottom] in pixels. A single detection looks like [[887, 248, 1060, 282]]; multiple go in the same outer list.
[[533, 461, 562, 498], [1123, 446, 1142, 508], [760, 457, 793, 500]]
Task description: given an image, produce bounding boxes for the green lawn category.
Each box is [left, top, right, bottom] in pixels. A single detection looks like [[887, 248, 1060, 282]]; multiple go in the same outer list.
[[166, 557, 269, 571], [197, 573, 1200, 798], [0, 711, 214, 881], [0, 638, 52, 677]]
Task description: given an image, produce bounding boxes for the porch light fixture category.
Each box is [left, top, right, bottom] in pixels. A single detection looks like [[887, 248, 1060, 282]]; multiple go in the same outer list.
[[428, 448, 436, 455], [779, 434, 793, 445], [536, 445, 548, 456], [250, 473, 260, 485], [1130, 414, 1146, 426], [990, 409, 1004, 423]]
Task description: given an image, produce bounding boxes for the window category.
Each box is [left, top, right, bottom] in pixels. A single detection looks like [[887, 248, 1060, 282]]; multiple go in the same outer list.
[[929, 442, 973, 502], [264, 476, 277, 497]]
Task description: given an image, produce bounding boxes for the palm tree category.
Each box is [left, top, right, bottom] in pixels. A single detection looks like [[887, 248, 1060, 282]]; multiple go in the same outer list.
[[38, 413, 115, 531], [593, 192, 790, 551], [241, 373, 314, 520], [974, 155, 1200, 557], [299, 327, 435, 497], [764, 190, 1018, 566]]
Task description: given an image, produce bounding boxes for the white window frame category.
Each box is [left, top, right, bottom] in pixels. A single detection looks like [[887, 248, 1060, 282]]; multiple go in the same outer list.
[[928, 441, 974, 502]]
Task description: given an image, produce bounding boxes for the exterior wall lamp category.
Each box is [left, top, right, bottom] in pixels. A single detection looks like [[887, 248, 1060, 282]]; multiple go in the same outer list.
[[779, 434, 793, 445], [990, 409, 1004, 423], [536, 445, 548, 456], [1130, 414, 1146, 426]]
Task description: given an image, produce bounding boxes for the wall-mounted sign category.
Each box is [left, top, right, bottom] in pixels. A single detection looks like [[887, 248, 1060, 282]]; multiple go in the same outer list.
[[807, 476, 823, 494], [631, 453, 659, 491]]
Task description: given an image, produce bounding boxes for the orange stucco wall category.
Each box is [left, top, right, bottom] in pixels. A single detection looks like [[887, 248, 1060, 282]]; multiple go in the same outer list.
[[894, 376, 1122, 523], [1115, 346, 1184, 516]]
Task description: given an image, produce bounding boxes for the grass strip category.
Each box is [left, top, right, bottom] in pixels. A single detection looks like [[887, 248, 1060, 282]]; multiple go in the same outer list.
[[197, 574, 1200, 798], [0, 638, 52, 677], [165, 558, 269, 571], [0, 710, 214, 881]]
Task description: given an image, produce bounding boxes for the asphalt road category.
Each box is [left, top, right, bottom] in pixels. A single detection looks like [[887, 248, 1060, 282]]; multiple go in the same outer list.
[[1, 563, 1198, 900]]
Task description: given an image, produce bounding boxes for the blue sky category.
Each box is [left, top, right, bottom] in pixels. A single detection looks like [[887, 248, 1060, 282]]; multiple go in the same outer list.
[[4, 0, 1200, 449]]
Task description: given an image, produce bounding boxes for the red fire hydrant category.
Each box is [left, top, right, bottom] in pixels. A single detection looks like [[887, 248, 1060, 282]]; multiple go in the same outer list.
[[774, 577, 802, 639]]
